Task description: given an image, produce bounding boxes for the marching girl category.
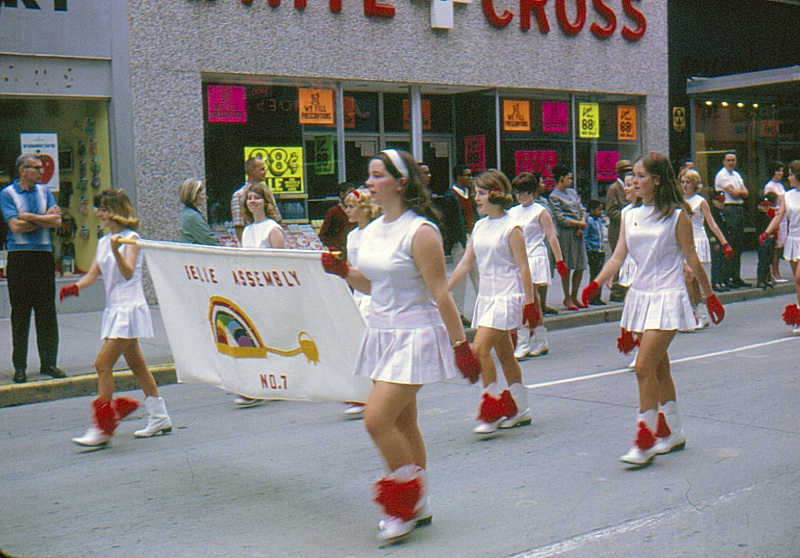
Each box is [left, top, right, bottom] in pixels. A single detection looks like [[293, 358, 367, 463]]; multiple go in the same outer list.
[[679, 168, 732, 330], [449, 170, 537, 434], [508, 172, 569, 359], [341, 187, 382, 416], [60, 189, 172, 447], [761, 159, 800, 335], [321, 149, 480, 541], [581, 152, 725, 466], [234, 183, 286, 408]]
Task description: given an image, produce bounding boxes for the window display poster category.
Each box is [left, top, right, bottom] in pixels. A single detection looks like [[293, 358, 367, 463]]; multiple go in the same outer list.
[[464, 135, 486, 173], [503, 100, 531, 132], [578, 103, 600, 138], [402, 100, 432, 131], [299, 89, 334, 125], [314, 135, 335, 175], [515, 150, 557, 189], [542, 102, 569, 133], [596, 151, 619, 181], [617, 106, 637, 141], [208, 85, 247, 123], [244, 147, 305, 194], [20, 133, 59, 191]]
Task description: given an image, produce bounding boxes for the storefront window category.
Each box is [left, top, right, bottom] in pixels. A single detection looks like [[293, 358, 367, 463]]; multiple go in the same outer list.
[[0, 97, 111, 277]]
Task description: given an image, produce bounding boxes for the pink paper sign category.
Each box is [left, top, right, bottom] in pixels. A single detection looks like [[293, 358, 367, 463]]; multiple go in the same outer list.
[[542, 102, 569, 133], [465, 135, 486, 173], [208, 85, 247, 123], [596, 151, 619, 181], [515, 150, 558, 190]]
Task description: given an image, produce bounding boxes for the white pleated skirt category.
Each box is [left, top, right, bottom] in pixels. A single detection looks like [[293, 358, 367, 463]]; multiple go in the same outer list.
[[101, 303, 154, 340], [694, 236, 711, 263], [620, 288, 695, 333], [472, 293, 524, 331], [783, 235, 800, 261], [354, 322, 459, 385]]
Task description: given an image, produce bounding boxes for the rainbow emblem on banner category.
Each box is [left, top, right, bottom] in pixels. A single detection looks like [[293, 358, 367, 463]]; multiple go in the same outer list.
[[209, 296, 320, 364]]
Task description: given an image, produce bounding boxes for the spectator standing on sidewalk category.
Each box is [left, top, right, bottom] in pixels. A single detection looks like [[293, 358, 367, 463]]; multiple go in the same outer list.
[[549, 162, 588, 311], [0, 153, 66, 384], [584, 199, 607, 305], [179, 178, 220, 246], [606, 159, 632, 302], [763, 161, 787, 282], [231, 156, 282, 244], [714, 152, 750, 288], [449, 164, 479, 325], [318, 181, 356, 253]]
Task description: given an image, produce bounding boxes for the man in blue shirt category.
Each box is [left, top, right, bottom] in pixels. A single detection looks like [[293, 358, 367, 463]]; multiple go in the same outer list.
[[1, 153, 66, 383]]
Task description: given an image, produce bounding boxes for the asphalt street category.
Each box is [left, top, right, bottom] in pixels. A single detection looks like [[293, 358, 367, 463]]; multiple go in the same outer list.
[[1, 294, 798, 558]]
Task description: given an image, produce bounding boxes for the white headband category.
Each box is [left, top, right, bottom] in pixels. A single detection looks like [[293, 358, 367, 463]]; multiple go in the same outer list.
[[381, 149, 409, 178]]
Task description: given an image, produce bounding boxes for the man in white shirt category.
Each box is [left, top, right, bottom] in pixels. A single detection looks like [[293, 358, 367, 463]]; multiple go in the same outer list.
[[714, 152, 750, 288]]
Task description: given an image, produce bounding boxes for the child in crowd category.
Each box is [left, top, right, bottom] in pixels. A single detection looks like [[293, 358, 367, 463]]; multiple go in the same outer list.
[[449, 170, 536, 434], [756, 192, 778, 289], [60, 189, 172, 447], [584, 199, 607, 305]]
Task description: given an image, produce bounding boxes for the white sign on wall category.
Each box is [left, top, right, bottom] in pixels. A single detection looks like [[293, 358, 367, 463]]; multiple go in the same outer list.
[[20, 133, 59, 191]]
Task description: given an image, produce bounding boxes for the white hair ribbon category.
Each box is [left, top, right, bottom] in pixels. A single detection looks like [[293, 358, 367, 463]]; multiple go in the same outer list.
[[381, 149, 409, 178]]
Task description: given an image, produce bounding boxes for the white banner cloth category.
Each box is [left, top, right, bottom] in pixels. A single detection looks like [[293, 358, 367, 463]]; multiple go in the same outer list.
[[139, 240, 371, 403]]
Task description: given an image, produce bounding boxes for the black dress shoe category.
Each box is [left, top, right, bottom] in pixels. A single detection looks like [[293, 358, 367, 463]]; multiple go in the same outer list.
[[589, 299, 607, 306], [543, 306, 559, 315], [41, 366, 67, 379], [13, 369, 27, 384], [712, 283, 728, 292]]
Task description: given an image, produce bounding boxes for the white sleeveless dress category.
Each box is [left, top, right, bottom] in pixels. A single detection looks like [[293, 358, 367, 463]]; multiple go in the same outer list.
[[508, 202, 550, 285], [471, 213, 524, 330], [241, 219, 283, 248], [618, 204, 638, 287], [783, 188, 800, 261], [97, 229, 154, 340], [620, 206, 695, 333], [346, 226, 371, 319], [353, 210, 458, 384], [685, 194, 711, 262]]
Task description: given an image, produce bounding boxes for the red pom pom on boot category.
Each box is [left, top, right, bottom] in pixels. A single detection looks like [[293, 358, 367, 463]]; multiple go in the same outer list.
[[474, 385, 506, 435], [72, 398, 118, 447], [373, 465, 425, 541], [782, 304, 800, 327], [114, 396, 141, 420], [620, 420, 657, 466], [500, 389, 518, 420]]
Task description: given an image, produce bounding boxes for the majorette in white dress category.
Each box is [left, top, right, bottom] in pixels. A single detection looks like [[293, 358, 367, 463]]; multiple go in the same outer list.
[[508, 202, 550, 285], [782, 188, 800, 261], [684, 194, 711, 262], [97, 228, 154, 340], [352, 210, 458, 384], [346, 225, 371, 319], [620, 206, 695, 333], [241, 218, 283, 249], [618, 204, 638, 287], [470, 213, 525, 330]]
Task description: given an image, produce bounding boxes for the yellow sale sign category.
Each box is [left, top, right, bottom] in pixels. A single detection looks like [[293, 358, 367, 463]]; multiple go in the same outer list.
[[245, 147, 305, 194], [578, 103, 600, 138]]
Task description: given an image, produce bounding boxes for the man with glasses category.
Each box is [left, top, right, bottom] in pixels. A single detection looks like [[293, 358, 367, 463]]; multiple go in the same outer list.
[[1, 153, 66, 383], [448, 164, 479, 326]]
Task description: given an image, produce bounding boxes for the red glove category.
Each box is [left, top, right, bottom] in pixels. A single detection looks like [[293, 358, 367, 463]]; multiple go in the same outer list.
[[59, 284, 80, 302], [522, 302, 539, 330], [454, 341, 481, 384], [581, 281, 600, 308], [706, 295, 725, 325], [321, 250, 349, 279], [758, 232, 769, 245], [556, 260, 569, 279], [616, 328, 639, 354], [722, 243, 734, 259]]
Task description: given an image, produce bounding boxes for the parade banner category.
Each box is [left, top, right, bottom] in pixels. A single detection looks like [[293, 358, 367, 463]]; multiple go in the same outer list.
[[138, 240, 371, 403]]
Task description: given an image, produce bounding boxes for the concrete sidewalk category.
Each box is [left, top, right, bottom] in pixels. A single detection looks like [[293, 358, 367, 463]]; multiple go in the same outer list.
[[0, 250, 795, 407]]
